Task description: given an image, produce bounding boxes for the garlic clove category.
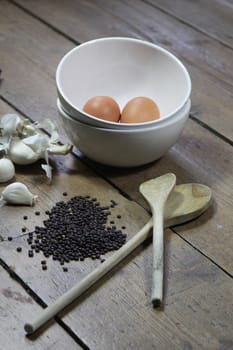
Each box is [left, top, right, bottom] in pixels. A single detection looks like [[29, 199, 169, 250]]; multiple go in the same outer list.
[[8, 137, 39, 165], [0, 158, 15, 183], [0, 182, 37, 206]]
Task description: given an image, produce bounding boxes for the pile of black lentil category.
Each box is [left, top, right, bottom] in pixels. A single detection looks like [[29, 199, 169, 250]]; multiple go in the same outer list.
[[25, 195, 127, 269]]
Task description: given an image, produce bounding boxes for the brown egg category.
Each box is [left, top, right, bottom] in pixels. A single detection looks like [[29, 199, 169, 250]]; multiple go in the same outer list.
[[121, 97, 160, 123], [83, 96, 121, 122]]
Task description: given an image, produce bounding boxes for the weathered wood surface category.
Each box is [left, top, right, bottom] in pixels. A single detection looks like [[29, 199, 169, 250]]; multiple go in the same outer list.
[[0, 266, 82, 349], [1, 0, 233, 349], [149, 0, 233, 48]]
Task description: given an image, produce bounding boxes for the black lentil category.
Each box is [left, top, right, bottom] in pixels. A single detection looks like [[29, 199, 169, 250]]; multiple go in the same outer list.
[[16, 247, 22, 252], [35, 211, 40, 216], [110, 199, 118, 208], [28, 250, 34, 258], [23, 215, 28, 220], [63, 267, 68, 272], [42, 265, 47, 271], [63, 192, 68, 196], [21, 227, 27, 233], [7, 236, 13, 241]]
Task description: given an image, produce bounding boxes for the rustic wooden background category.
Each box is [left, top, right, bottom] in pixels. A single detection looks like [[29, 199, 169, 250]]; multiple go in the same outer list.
[[0, 1, 233, 349]]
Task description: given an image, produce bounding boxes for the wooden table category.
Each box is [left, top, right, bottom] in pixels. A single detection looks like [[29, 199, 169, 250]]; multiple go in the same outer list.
[[0, 1, 233, 349]]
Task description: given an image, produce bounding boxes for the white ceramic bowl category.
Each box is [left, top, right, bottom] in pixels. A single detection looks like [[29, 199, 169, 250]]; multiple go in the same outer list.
[[56, 37, 191, 129], [57, 98, 191, 167]]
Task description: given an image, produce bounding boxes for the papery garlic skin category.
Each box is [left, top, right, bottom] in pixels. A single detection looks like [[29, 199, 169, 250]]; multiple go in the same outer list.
[[0, 114, 22, 135], [22, 133, 49, 157], [1, 182, 37, 206], [0, 158, 15, 183], [0, 135, 11, 153]]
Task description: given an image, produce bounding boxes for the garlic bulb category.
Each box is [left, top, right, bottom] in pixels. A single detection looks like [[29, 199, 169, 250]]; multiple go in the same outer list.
[[0, 182, 37, 206], [0, 158, 15, 183]]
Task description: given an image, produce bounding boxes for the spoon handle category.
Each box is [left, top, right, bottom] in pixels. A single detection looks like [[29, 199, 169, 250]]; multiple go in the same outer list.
[[151, 209, 164, 307]]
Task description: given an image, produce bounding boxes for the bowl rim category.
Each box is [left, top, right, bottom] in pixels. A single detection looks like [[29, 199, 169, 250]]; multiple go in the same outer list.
[[56, 36, 192, 128], [57, 97, 191, 134]]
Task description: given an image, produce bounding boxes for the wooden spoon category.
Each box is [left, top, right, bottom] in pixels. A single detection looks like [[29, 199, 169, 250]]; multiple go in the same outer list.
[[24, 182, 211, 334], [139, 173, 176, 307]]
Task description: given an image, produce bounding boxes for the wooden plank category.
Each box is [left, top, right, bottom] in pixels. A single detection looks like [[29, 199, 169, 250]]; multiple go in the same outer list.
[[0, 1, 74, 125], [147, 0, 233, 48], [0, 265, 82, 349], [8, 0, 233, 142]]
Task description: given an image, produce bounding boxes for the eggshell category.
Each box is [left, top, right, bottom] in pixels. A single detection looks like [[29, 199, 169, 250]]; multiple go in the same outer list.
[[83, 96, 121, 122], [121, 97, 160, 123]]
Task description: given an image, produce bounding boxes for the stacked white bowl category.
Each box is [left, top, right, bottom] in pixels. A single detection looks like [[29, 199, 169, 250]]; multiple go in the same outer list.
[[56, 37, 191, 167]]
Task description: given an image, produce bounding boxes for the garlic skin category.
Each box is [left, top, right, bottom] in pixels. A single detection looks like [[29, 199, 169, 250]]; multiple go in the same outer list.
[[0, 114, 21, 135], [22, 133, 49, 158], [0, 158, 15, 183], [0, 182, 37, 206]]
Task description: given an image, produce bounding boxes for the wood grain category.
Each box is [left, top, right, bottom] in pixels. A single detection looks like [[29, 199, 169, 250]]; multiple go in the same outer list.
[[148, 0, 233, 48]]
